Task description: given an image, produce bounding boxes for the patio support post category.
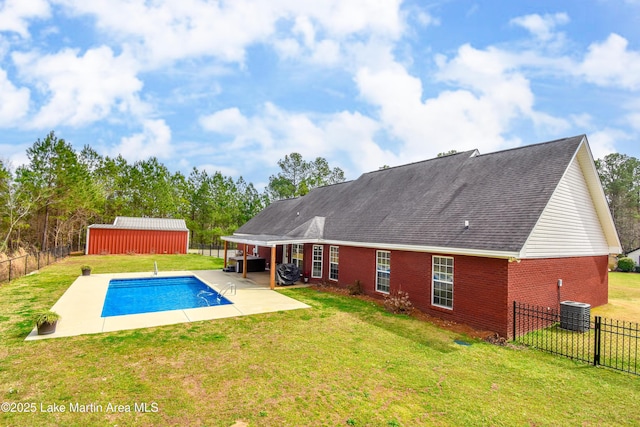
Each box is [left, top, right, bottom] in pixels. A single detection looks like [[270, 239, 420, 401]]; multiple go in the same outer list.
[[270, 245, 276, 290], [242, 244, 248, 279], [223, 240, 228, 268]]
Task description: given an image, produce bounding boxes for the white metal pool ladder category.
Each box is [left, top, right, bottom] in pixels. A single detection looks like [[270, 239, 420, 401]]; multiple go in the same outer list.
[[218, 282, 236, 297], [153, 261, 158, 276]]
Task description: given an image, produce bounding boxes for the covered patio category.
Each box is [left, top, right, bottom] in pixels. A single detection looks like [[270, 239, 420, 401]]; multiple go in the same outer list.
[[221, 234, 311, 290]]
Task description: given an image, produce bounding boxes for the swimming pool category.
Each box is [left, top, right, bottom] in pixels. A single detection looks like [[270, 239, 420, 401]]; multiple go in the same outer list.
[[101, 276, 232, 317]]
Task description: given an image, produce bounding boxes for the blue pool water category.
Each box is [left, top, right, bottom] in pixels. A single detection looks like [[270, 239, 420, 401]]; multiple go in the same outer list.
[[101, 276, 232, 317]]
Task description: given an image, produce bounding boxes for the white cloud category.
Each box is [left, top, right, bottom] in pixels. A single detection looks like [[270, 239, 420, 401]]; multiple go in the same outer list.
[[570, 113, 593, 129], [195, 163, 241, 178], [200, 108, 249, 135], [198, 103, 391, 178], [0, 68, 30, 126], [355, 43, 571, 161], [12, 46, 143, 128], [302, 0, 403, 38], [55, 0, 404, 69], [112, 119, 173, 161], [626, 113, 640, 131], [256, 103, 326, 155], [199, 106, 272, 150], [283, 15, 343, 65], [1, 143, 29, 171], [309, 39, 342, 66], [53, 0, 275, 66], [587, 129, 626, 159], [272, 37, 302, 59], [0, 0, 50, 38], [293, 15, 316, 48], [323, 110, 396, 173], [510, 13, 569, 42], [415, 10, 439, 27], [576, 34, 640, 90]]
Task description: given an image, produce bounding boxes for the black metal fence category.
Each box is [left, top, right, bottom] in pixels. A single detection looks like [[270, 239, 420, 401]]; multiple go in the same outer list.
[[189, 239, 237, 258], [0, 245, 72, 284], [513, 301, 639, 375]]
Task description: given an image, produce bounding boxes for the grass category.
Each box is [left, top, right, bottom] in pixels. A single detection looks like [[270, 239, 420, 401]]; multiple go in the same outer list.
[[1, 256, 639, 426], [517, 272, 640, 375], [592, 272, 640, 321]]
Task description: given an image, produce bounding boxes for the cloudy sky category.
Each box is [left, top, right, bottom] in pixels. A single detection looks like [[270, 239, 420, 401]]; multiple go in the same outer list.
[[1, 0, 640, 189]]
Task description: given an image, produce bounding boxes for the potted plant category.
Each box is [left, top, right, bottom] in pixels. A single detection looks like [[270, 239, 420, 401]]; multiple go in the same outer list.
[[35, 310, 61, 335], [81, 265, 92, 276]]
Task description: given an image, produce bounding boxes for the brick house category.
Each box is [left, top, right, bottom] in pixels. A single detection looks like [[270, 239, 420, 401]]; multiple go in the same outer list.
[[223, 135, 621, 337]]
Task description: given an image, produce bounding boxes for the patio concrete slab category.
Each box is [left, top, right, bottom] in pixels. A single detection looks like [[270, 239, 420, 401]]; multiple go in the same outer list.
[[25, 270, 310, 340]]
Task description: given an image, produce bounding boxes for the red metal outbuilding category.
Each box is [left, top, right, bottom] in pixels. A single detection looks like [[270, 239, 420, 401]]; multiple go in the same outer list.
[[86, 217, 189, 255]]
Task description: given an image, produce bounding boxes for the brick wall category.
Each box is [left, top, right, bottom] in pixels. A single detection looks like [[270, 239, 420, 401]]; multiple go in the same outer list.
[[393, 253, 510, 335], [281, 244, 609, 338], [449, 255, 510, 334], [329, 246, 511, 334], [506, 255, 609, 337], [336, 246, 377, 291]]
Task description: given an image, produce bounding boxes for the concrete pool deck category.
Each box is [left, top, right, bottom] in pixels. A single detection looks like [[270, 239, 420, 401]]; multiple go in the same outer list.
[[25, 270, 310, 340]]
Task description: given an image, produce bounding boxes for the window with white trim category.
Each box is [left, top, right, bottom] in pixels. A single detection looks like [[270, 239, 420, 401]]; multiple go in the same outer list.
[[376, 250, 390, 293], [432, 256, 453, 309], [312, 245, 323, 278], [329, 246, 339, 281], [292, 244, 303, 270]]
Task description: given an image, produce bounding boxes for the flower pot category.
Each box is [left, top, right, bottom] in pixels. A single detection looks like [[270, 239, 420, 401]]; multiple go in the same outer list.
[[37, 321, 58, 335], [303, 277, 309, 283], [82, 269, 91, 276]]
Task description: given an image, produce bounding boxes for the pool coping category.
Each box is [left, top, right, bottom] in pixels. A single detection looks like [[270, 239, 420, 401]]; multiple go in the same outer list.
[[25, 270, 310, 340]]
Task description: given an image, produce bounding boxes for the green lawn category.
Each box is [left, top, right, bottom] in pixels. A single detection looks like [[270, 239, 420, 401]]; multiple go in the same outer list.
[[592, 272, 640, 322], [1, 256, 639, 426]]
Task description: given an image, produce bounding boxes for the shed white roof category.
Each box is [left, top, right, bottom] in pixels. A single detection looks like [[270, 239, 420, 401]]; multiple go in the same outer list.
[[89, 217, 188, 231]]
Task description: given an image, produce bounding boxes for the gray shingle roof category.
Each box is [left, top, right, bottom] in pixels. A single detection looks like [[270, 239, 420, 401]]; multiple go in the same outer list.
[[236, 136, 586, 253], [89, 217, 188, 231]]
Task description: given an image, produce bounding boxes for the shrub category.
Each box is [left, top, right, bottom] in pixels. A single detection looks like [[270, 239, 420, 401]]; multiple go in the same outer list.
[[348, 279, 362, 295], [617, 257, 636, 272], [383, 290, 413, 315]]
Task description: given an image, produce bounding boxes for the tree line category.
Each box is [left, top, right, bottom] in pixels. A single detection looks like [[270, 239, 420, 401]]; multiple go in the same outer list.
[[1, 131, 638, 255], [0, 132, 346, 254], [596, 153, 640, 253]]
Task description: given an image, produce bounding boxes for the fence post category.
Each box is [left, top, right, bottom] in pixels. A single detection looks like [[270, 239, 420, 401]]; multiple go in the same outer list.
[[513, 301, 517, 340], [593, 316, 601, 366], [8, 258, 12, 282]]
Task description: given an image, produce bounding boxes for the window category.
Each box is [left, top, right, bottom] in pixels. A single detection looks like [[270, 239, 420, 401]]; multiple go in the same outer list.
[[292, 244, 303, 270], [376, 250, 390, 293], [432, 256, 453, 309], [329, 246, 339, 281], [312, 245, 323, 278]]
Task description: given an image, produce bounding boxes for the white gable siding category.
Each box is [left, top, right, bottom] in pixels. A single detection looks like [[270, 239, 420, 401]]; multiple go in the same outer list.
[[520, 156, 609, 258], [627, 248, 640, 265]]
